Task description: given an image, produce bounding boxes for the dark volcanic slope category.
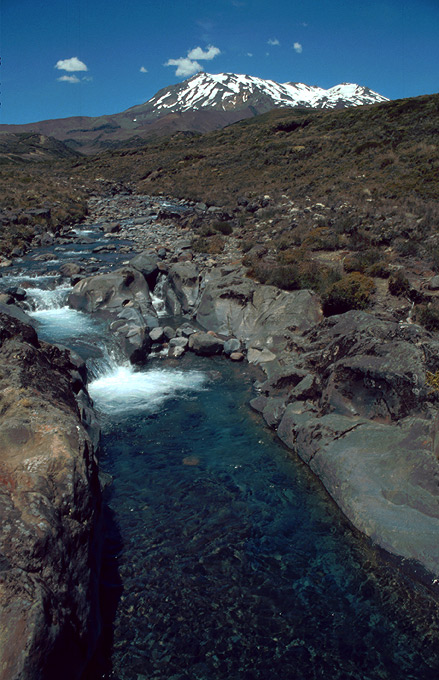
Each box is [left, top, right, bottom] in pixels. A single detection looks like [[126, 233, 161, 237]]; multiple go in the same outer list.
[[73, 93, 439, 206]]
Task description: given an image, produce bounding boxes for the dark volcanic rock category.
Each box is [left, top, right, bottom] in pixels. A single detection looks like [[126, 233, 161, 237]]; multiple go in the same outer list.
[[59, 262, 83, 278], [268, 310, 439, 576], [188, 332, 224, 356], [129, 251, 159, 288], [0, 312, 101, 680], [196, 268, 322, 357], [68, 267, 157, 363], [163, 262, 201, 315]]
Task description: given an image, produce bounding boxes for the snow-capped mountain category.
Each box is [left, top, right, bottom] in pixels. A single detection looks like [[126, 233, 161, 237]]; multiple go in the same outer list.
[[0, 72, 389, 153], [127, 72, 389, 120]]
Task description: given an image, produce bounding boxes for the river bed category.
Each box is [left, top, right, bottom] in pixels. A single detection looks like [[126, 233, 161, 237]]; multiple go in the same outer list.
[[2, 201, 439, 679]]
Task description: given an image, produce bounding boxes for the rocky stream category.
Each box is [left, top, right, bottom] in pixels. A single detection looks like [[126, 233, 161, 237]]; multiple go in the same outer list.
[[1, 193, 439, 679]]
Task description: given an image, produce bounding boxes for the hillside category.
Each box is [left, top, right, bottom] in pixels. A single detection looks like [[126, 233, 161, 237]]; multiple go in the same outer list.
[[0, 73, 388, 154], [0, 132, 81, 163], [69, 92, 439, 324], [1, 91, 439, 324], [75, 93, 439, 204]]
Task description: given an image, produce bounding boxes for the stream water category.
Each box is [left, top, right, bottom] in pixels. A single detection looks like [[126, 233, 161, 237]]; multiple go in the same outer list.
[[2, 212, 439, 680]]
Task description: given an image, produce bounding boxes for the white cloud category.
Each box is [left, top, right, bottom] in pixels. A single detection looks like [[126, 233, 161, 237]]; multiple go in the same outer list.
[[165, 44, 221, 78], [294, 42, 303, 53], [165, 57, 202, 77], [187, 45, 221, 60], [140, 66, 148, 73], [247, 52, 253, 57], [57, 75, 80, 83], [268, 38, 280, 46], [55, 56, 88, 72]]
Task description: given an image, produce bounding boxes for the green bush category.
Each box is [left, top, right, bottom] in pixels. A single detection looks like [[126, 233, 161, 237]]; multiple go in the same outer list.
[[214, 221, 233, 235], [343, 248, 388, 276], [388, 271, 410, 296], [414, 303, 439, 332], [192, 235, 224, 254], [396, 240, 419, 257], [322, 272, 375, 316], [431, 247, 439, 272]]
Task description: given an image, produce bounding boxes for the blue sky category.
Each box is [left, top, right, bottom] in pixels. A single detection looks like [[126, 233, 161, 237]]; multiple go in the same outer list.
[[1, 0, 438, 124]]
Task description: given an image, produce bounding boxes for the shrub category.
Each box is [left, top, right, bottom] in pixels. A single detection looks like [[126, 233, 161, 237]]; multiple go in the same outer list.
[[431, 247, 439, 273], [322, 272, 375, 316], [191, 235, 224, 254], [213, 221, 233, 235], [426, 370, 439, 392], [199, 224, 217, 237], [414, 303, 439, 332], [367, 262, 390, 278], [303, 227, 340, 251], [396, 240, 419, 257], [267, 264, 302, 290], [388, 271, 410, 296]]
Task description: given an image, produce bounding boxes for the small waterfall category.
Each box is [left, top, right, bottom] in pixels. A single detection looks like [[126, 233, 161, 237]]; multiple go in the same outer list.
[[151, 274, 168, 317], [26, 282, 72, 311]]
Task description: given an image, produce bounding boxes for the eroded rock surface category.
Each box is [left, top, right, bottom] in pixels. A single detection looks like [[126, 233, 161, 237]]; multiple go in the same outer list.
[[196, 267, 322, 357], [257, 310, 439, 576], [0, 312, 101, 680], [68, 267, 157, 363]]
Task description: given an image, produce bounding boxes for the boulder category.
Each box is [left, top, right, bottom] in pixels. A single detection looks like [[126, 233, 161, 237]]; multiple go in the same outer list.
[[149, 326, 165, 343], [188, 332, 224, 356], [196, 268, 322, 356], [59, 262, 82, 278], [267, 309, 439, 578], [163, 262, 201, 315], [168, 337, 189, 349], [223, 338, 241, 356], [0, 312, 101, 679], [278, 405, 439, 576], [129, 251, 159, 288], [163, 326, 176, 340], [101, 221, 121, 234], [68, 268, 156, 363], [176, 323, 196, 338]]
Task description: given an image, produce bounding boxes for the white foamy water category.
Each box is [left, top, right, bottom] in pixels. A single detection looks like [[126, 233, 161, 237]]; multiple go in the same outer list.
[[88, 366, 207, 415], [151, 294, 167, 317], [26, 283, 72, 310], [29, 306, 101, 344], [73, 228, 94, 236], [151, 274, 168, 317]]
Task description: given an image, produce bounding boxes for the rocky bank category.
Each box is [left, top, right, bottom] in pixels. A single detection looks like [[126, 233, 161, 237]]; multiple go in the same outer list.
[[2, 189, 439, 675], [0, 306, 101, 680], [73, 193, 439, 582]]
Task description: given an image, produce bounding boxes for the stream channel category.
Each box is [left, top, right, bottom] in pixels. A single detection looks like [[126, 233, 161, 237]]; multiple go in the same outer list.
[[3, 205, 439, 679]]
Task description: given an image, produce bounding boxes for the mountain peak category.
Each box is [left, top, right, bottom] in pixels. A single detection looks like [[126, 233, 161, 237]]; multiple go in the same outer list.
[[142, 72, 388, 116]]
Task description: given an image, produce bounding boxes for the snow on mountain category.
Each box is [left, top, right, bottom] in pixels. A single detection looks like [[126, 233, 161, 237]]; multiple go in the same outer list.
[[141, 72, 389, 116]]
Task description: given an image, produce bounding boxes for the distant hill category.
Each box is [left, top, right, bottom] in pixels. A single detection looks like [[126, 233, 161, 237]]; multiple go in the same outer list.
[[0, 132, 81, 163], [0, 72, 389, 154]]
